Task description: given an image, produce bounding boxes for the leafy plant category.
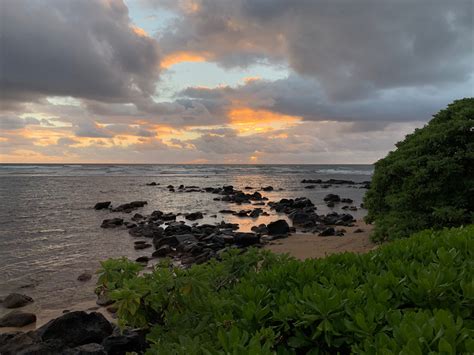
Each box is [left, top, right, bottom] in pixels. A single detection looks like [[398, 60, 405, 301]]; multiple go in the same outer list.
[[364, 98, 474, 241], [98, 225, 474, 354]]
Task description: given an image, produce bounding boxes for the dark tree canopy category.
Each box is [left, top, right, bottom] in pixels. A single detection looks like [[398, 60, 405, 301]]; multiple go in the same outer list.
[[364, 98, 474, 241]]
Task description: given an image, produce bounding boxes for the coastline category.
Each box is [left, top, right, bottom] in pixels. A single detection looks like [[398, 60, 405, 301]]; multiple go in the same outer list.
[[1, 221, 375, 334]]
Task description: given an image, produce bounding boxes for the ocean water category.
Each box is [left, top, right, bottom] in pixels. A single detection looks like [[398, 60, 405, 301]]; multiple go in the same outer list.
[[0, 164, 373, 314]]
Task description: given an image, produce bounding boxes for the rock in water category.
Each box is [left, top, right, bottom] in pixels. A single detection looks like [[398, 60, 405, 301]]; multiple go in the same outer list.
[[37, 311, 113, 348], [100, 218, 123, 228], [2, 293, 34, 308], [323, 194, 341, 203], [267, 220, 290, 236], [94, 201, 111, 210], [0, 311, 36, 327]]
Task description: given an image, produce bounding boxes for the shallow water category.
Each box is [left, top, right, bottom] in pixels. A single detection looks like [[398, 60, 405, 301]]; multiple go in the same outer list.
[[0, 164, 372, 314]]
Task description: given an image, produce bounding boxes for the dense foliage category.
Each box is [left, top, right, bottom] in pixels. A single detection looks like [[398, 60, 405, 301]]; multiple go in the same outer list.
[[364, 98, 474, 241], [98, 225, 474, 354]]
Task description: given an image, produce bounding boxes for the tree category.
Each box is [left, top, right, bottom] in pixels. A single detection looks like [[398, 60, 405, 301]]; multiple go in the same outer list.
[[364, 98, 474, 241]]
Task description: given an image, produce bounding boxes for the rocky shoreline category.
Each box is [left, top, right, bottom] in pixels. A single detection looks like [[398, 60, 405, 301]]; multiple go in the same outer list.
[[1, 179, 371, 353]]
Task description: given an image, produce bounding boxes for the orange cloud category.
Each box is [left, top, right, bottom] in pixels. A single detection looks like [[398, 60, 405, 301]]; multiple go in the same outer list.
[[228, 107, 301, 134], [161, 51, 209, 68], [243, 76, 261, 84], [131, 25, 148, 38]]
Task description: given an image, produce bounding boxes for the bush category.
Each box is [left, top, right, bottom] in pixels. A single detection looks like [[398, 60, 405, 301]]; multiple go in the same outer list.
[[364, 98, 474, 241], [98, 225, 474, 354]]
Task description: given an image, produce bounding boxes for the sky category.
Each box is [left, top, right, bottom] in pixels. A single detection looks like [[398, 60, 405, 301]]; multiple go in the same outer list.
[[0, 0, 473, 164]]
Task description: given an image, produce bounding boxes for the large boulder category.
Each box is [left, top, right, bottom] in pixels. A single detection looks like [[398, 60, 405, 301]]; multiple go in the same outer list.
[[2, 293, 34, 308], [267, 220, 290, 236], [37, 311, 113, 348]]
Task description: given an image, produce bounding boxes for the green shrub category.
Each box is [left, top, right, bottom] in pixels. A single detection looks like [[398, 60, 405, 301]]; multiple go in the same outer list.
[[364, 98, 474, 241], [98, 225, 474, 354]]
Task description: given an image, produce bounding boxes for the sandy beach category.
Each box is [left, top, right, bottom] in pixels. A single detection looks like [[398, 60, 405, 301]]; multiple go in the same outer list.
[[265, 220, 376, 259]]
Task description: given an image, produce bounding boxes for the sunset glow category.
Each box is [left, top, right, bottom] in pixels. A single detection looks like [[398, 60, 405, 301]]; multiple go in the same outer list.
[[1, 0, 472, 164]]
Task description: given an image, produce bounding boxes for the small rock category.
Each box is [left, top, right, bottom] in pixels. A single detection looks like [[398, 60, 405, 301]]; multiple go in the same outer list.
[[135, 256, 149, 264], [185, 212, 204, 221], [94, 202, 111, 210], [100, 218, 123, 228], [134, 243, 152, 250], [0, 311, 36, 327], [318, 227, 336, 237], [354, 228, 364, 233], [96, 293, 114, 307], [146, 182, 158, 186], [152, 245, 172, 257], [262, 186, 274, 191], [77, 273, 92, 282], [3, 293, 34, 308], [323, 194, 341, 203]]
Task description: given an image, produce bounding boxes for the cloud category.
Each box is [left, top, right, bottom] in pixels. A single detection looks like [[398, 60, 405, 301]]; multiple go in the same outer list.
[[177, 74, 474, 123], [0, 115, 40, 130], [153, 0, 474, 100], [1, 0, 161, 105], [73, 121, 114, 138]]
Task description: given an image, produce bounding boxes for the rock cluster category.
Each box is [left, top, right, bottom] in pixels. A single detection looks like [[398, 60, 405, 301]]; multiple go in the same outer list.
[[301, 179, 371, 189], [269, 197, 355, 235], [0, 311, 146, 355], [0, 293, 36, 328]]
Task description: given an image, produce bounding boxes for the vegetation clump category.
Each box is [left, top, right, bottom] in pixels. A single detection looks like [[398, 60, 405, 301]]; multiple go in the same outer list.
[[98, 225, 474, 354], [364, 98, 474, 241]]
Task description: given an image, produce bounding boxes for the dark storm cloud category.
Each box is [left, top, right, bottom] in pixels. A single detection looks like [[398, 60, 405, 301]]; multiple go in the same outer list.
[[1, 0, 161, 105], [154, 0, 474, 100], [177, 74, 474, 123]]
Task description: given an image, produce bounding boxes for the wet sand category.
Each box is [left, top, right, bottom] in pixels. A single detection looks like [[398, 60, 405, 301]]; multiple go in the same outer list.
[[265, 220, 376, 260]]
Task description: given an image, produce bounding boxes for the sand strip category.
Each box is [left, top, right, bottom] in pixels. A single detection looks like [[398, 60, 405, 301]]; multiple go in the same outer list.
[[265, 220, 376, 260]]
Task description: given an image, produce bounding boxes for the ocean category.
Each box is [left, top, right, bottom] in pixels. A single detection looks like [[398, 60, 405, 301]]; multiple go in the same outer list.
[[0, 164, 373, 315]]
